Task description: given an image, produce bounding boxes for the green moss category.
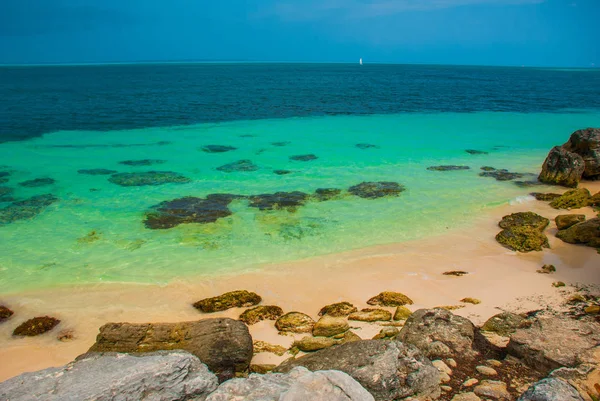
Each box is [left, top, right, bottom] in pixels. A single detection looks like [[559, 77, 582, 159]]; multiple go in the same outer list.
[[495, 226, 550, 252], [498, 212, 550, 231], [318, 302, 357, 317], [549, 188, 591, 210], [239, 305, 283, 325], [193, 290, 262, 313]]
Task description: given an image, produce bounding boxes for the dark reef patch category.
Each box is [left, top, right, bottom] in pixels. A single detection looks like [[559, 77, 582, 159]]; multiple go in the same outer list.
[[0, 187, 13, 197], [356, 143, 379, 149], [201, 145, 237, 153], [289, 154, 318, 162], [39, 141, 171, 149], [273, 170, 293, 175], [216, 160, 259, 173], [271, 142, 290, 147], [427, 165, 470, 171], [465, 149, 489, 155], [249, 191, 310, 211], [108, 171, 190, 187], [348, 181, 405, 199], [314, 188, 342, 201], [19, 178, 56, 187], [118, 159, 167, 166], [0, 178, 8, 184], [479, 167, 525, 181], [0, 194, 58, 225], [77, 169, 118, 176]]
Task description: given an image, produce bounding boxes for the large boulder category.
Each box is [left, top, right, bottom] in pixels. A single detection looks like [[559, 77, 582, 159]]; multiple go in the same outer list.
[[507, 316, 600, 375], [498, 212, 550, 231], [495, 226, 549, 252], [88, 318, 253, 382], [275, 340, 440, 401], [549, 188, 592, 209], [555, 214, 586, 230], [517, 378, 584, 401], [564, 128, 600, 179], [0, 351, 218, 401], [312, 315, 349, 337], [556, 218, 600, 248], [206, 366, 374, 401], [397, 308, 477, 359]]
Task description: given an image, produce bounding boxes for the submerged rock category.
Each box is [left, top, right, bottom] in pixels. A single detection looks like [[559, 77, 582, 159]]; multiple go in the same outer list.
[[271, 141, 290, 146], [77, 168, 117, 175], [201, 145, 237, 153], [318, 302, 358, 317], [498, 212, 550, 231], [530, 192, 562, 201], [89, 318, 253, 382], [13, 316, 60, 336], [517, 377, 584, 401], [0, 194, 58, 225], [216, 159, 259, 172], [427, 165, 471, 171], [273, 169, 293, 175], [367, 291, 414, 306], [0, 178, 8, 184], [555, 214, 586, 230], [275, 312, 315, 334], [108, 171, 190, 186], [479, 169, 524, 181], [0, 187, 13, 197], [118, 159, 166, 166], [314, 188, 342, 201], [496, 226, 549, 252], [556, 218, 600, 248], [466, 149, 489, 155], [0, 306, 14, 322], [348, 181, 405, 199], [18, 177, 55, 187], [0, 171, 10, 178], [289, 154, 318, 161], [356, 143, 379, 149], [239, 305, 283, 325], [193, 290, 262, 313], [348, 308, 391, 322], [248, 191, 310, 211], [549, 188, 591, 209]]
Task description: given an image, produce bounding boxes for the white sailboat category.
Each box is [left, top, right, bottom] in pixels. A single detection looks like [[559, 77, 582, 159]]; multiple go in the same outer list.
[[359, 58, 363, 65]]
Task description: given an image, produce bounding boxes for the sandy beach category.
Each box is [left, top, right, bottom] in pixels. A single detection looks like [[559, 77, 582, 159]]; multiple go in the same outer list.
[[1, 181, 599, 382]]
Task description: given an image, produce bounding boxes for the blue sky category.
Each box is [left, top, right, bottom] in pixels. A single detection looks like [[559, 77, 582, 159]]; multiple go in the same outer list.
[[0, 0, 597, 66]]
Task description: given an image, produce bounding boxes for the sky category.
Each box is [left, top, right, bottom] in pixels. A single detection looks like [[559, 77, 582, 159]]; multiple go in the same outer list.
[[0, 0, 598, 67]]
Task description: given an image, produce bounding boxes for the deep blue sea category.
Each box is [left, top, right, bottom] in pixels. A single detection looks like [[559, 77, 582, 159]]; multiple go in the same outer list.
[[1, 63, 599, 292]]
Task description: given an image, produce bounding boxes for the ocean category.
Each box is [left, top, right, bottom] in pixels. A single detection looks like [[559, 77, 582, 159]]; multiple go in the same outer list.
[[1, 63, 599, 293]]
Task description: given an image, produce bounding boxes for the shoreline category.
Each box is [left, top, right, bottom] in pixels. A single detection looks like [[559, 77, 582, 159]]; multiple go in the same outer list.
[[1, 181, 599, 382]]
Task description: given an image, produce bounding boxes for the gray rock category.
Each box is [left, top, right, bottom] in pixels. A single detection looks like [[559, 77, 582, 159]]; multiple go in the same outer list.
[[397, 308, 477, 359], [539, 146, 586, 187], [0, 351, 218, 401], [206, 366, 374, 401], [517, 378, 584, 401], [563, 128, 600, 179], [275, 340, 440, 401]]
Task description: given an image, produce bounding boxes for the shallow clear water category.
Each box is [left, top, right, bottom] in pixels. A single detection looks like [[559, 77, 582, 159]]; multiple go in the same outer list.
[[1, 110, 599, 292]]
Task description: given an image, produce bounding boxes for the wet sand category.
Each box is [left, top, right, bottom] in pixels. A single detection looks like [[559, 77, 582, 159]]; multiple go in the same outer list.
[[1, 182, 599, 381]]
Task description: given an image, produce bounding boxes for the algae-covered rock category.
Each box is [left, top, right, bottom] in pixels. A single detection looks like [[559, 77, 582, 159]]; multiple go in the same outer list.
[[555, 214, 586, 230], [253, 341, 287, 356], [556, 218, 600, 248], [348, 308, 392, 322], [367, 291, 414, 306], [495, 226, 549, 252], [314, 188, 342, 201], [248, 191, 310, 211], [481, 312, 525, 337], [356, 143, 379, 149], [0, 306, 14, 322], [18, 177, 55, 187], [312, 315, 349, 337], [289, 154, 318, 161], [119, 159, 166, 166], [498, 212, 550, 231], [549, 188, 592, 209], [239, 305, 284, 325], [0, 194, 58, 226], [77, 168, 118, 175], [216, 159, 259, 172], [479, 169, 524, 181], [318, 302, 358, 317], [13, 316, 60, 336], [109, 171, 190, 186], [293, 336, 336, 352], [539, 146, 586, 188], [249, 364, 277, 374], [339, 331, 362, 344], [201, 145, 237, 153], [393, 306, 412, 321], [460, 298, 481, 305], [427, 165, 471, 171], [273, 169, 293, 175], [530, 192, 562, 201], [552, 281, 566, 288], [537, 264, 556, 274], [193, 290, 262, 313], [372, 327, 399, 340], [348, 181, 405, 199], [275, 312, 315, 334], [443, 270, 469, 276]]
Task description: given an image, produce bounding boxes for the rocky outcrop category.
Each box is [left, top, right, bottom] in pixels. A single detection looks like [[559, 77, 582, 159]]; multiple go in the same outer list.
[[556, 218, 600, 248], [367, 291, 414, 306], [539, 128, 600, 187], [206, 366, 374, 401], [275, 340, 440, 401], [0, 351, 218, 401], [88, 318, 253, 382], [318, 302, 358, 317], [12, 316, 60, 336], [275, 312, 315, 333], [239, 305, 283, 325], [193, 290, 262, 313], [549, 188, 592, 209], [517, 378, 584, 401], [397, 308, 477, 359], [555, 214, 586, 230], [248, 191, 310, 211], [393, 306, 412, 320]]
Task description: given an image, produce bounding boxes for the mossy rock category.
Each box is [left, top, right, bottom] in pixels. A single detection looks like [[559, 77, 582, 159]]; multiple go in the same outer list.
[[108, 171, 190, 187], [443, 271, 469, 277], [13, 316, 60, 336], [289, 154, 318, 162], [318, 302, 357, 317], [0, 305, 14, 322], [536, 264, 556, 274], [253, 340, 287, 356], [275, 312, 315, 333], [313, 188, 342, 201], [193, 290, 262, 313], [549, 188, 592, 210], [495, 226, 549, 252], [556, 217, 600, 248], [249, 364, 277, 374], [481, 312, 524, 336], [372, 327, 399, 340], [552, 281, 566, 288], [339, 331, 362, 344], [312, 315, 349, 337], [555, 214, 586, 230], [293, 336, 336, 352], [590, 191, 600, 206], [498, 212, 550, 231], [530, 192, 561, 201], [460, 298, 481, 305], [239, 305, 283, 325], [201, 145, 237, 153], [427, 165, 470, 171], [216, 160, 259, 173], [248, 191, 310, 211], [77, 168, 117, 175], [0, 194, 59, 226], [434, 305, 465, 311], [367, 291, 414, 306], [348, 182, 405, 199], [348, 308, 392, 322], [393, 306, 412, 321], [119, 159, 166, 166]]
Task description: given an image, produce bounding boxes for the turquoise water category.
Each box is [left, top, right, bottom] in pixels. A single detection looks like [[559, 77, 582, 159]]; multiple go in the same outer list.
[[1, 111, 599, 292]]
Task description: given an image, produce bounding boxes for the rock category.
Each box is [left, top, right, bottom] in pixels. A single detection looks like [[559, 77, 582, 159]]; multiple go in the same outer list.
[[466, 149, 489, 155], [0, 306, 14, 322], [514, 180, 544, 188], [88, 318, 253, 382], [201, 145, 237, 153], [461, 298, 481, 305], [487, 359, 502, 367], [552, 281, 565, 287], [216, 159, 259, 172], [0, 186, 12, 197], [319, 302, 358, 317], [348, 181, 405, 199], [539, 146, 586, 187], [427, 165, 471, 171], [239, 305, 283, 325], [591, 190, 600, 206], [193, 290, 261, 313], [444, 270, 469, 276], [393, 306, 412, 320], [314, 188, 342, 201], [207, 366, 375, 401], [57, 329, 75, 342], [507, 316, 600, 375], [276, 340, 440, 401], [0, 194, 58, 225], [556, 218, 600, 248], [481, 312, 525, 337], [119, 159, 166, 166], [248, 191, 310, 211], [555, 214, 586, 230], [530, 192, 562, 201], [348, 308, 391, 322], [339, 331, 362, 344], [549, 188, 592, 209], [77, 168, 118, 175], [463, 378, 479, 387], [253, 341, 287, 356], [0, 351, 218, 401], [18, 177, 55, 187], [447, 358, 458, 368], [480, 169, 524, 181], [367, 291, 414, 306], [517, 377, 584, 401], [289, 154, 318, 161], [452, 393, 482, 401], [13, 316, 60, 336], [372, 327, 399, 340], [436, 305, 465, 311], [275, 312, 315, 334], [561, 128, 600, 180], [313, 315, 349, 337], [356, 143, 379, 149], [476, 365, 498, 376], [249, 364, 276, 374], [273, 169, 293, 175], [536, 264, 556, 274], [108, 171, 190, 186], [397, 308, 477, 359], [272, 141, 290, 146], [294, 336, 336, 352], [432, 359, 453, 375], [495, 226, 549, 252], [441, 385, 453, 392], [498, 212, 550, 231], [474, 380, 510, 400], [584, 305, 600, 314]]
